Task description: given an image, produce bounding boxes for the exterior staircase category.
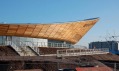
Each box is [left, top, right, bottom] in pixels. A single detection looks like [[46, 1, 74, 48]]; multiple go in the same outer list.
[[24, 41, 40, 56], [5, 41, 40, 56]]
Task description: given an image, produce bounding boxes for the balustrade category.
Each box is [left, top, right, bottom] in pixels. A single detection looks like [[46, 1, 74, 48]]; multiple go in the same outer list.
[[57, 48, 109, 57]]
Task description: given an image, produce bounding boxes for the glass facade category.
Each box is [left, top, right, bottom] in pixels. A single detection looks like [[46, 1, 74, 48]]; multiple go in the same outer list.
[[48, 40, 72, 48], [0, 36, 73, 48], [0, 36, 8, 45], [0, 36, 48, 47], [0, 36, 2, 45]]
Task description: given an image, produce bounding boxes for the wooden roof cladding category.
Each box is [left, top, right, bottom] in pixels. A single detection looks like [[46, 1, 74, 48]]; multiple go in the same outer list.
[[0, 18, 99, 44]]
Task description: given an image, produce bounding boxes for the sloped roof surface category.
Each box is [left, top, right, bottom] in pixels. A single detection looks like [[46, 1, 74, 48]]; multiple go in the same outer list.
[[0, 18, 99, 44]]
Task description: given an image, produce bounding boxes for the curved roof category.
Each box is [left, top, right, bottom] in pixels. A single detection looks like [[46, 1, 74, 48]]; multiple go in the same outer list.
[[0, 18, 99, 44]]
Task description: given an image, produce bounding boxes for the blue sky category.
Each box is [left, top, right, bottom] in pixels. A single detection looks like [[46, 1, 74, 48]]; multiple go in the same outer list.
[[0, 0, 119, 47]]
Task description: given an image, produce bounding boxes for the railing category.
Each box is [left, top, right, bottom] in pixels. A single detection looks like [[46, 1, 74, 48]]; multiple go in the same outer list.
[[4, 40, 39, 56], [2, 41, 88, 48], [57, 48, 109, 57], [2, 42, 86, 48], [72, 45, 88, 49], [24, 42, 72, 48], [24, 41, 40, 55], [14, 41, 73, 48], [13, 40, 29, 54], [48, 43, 72, 48], [5, 41, 22, 55], [14, 41, 40, 56]]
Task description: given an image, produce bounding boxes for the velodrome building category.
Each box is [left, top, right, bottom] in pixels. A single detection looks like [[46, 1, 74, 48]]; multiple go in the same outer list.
[[0, 18, 99, 46], [0, 18, 99, 56]]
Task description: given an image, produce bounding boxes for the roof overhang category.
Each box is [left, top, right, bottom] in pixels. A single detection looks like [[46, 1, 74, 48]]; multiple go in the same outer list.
[[0, 18, 99, 44]]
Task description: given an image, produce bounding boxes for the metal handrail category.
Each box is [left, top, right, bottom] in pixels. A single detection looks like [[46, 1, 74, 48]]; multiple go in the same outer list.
[[48, 42, 72, 48], [5, 41, 22, 55], [24, 41, 40, 55], [16, 41, 73, 48], [57, 48, 109, 57]]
